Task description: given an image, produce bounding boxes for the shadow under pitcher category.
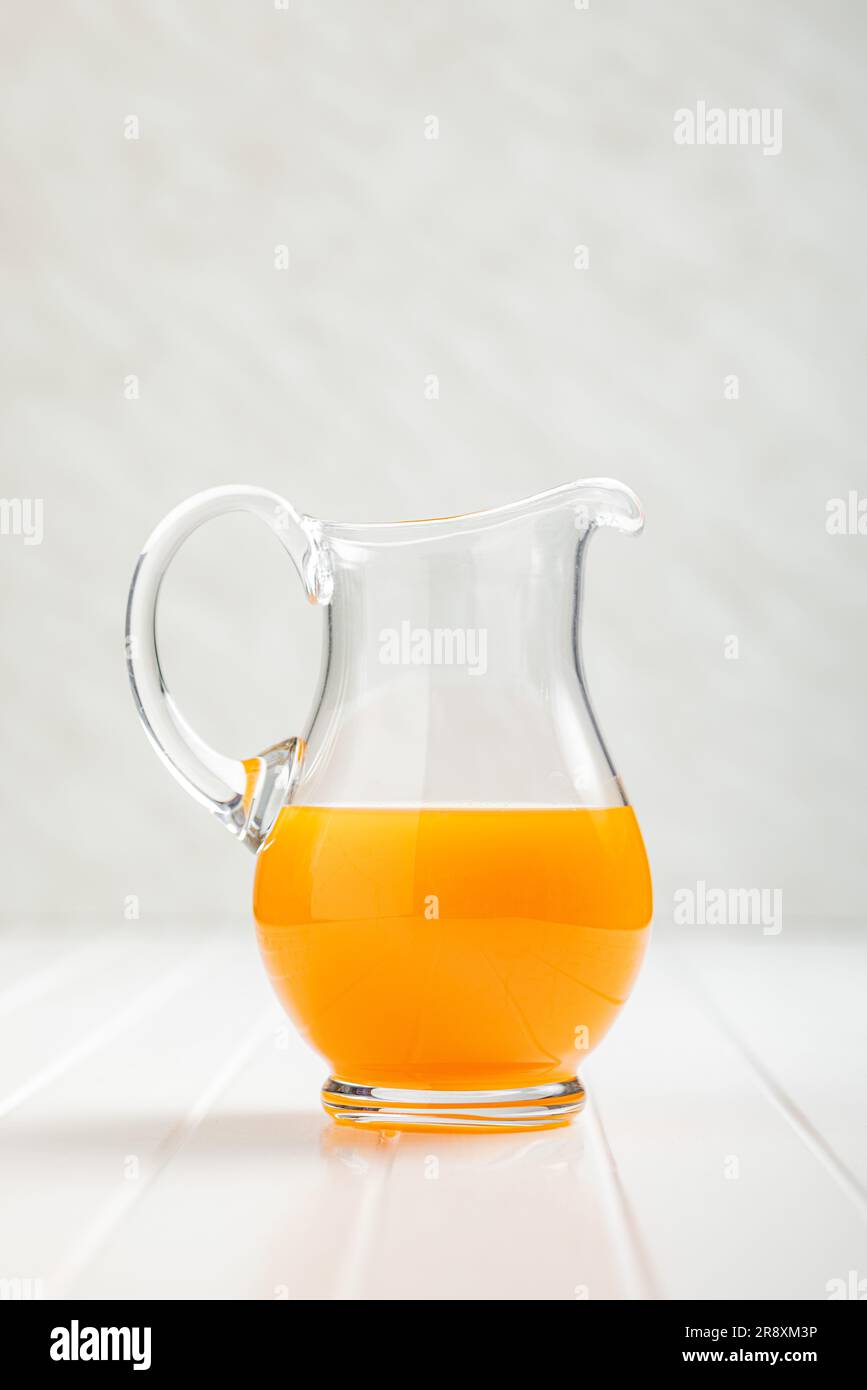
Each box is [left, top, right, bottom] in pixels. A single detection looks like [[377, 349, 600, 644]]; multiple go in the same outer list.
[[126, 480, 653, 1131]]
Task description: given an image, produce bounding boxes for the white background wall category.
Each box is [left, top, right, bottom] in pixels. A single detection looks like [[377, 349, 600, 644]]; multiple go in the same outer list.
[[2, 0, 865, 933]]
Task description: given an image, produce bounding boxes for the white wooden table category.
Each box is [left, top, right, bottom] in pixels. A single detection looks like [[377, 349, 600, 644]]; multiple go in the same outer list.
[[1, 923, 865, 1301]]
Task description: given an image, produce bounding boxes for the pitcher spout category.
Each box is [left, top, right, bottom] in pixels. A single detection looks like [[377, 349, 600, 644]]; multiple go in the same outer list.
[[566, 479, 645, 536]]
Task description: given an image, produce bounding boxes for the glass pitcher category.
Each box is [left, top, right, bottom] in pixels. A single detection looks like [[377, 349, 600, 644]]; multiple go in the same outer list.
[[126, 480, 652, 1131]]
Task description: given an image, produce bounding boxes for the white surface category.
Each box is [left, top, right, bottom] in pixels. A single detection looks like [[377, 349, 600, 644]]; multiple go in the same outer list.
[[1, 923, 864, 1301]]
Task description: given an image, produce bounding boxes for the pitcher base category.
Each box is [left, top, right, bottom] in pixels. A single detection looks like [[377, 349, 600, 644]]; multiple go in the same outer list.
[[320, 1076, 585, 1132]]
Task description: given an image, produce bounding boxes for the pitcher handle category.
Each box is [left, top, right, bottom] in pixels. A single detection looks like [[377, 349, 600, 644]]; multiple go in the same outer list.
[[125, 486, 328, 851]]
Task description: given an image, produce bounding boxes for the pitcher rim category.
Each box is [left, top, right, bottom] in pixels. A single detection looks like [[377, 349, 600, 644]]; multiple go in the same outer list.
[[314, 477, 645, 542]]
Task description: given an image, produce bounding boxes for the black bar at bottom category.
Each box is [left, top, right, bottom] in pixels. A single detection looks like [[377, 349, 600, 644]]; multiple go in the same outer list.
[[4, 1297, 863, 1374]]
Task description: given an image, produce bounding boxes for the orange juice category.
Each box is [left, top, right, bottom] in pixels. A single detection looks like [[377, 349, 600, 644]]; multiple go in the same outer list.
[[254, 806, 651, 1092]]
